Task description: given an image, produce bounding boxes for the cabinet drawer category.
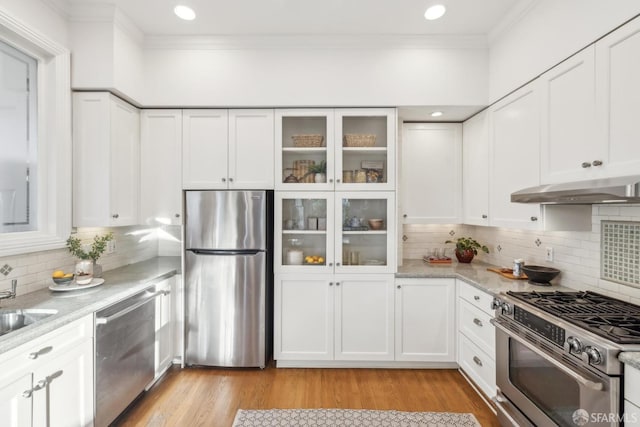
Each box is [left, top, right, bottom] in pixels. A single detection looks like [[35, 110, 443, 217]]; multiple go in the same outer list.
[[459, 299, 495, 358], [458, 280, 495, 315], [626, 364, 640, 406], [458, 334, 496, 399]]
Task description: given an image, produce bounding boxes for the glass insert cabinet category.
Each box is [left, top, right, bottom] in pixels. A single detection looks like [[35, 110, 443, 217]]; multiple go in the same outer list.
[[275, 192, 395, 273], [275, 108, 396, 191]]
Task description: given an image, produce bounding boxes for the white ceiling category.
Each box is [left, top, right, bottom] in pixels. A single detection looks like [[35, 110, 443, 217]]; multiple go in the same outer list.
[[67, 0, 529, 37]]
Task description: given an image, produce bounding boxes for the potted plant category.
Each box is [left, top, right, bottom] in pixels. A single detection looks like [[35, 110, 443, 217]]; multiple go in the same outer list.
[[305, 160, 327, 183], [66, 232, 114, 278], [445, 237, 489, 263]]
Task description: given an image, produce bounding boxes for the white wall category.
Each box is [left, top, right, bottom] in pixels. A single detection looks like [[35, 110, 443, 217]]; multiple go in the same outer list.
[[489, 0, 640, 102], [143, 44, 488, 107], [0, 0, 68, 47], [70, 20, 114, 90]]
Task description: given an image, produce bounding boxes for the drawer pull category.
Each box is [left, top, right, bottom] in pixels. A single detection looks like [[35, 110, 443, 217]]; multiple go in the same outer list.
[[473, 296, 480, 301], [473, 356, 483, 367], [473, 318, 483, 327], [28, 346, 53, 360]]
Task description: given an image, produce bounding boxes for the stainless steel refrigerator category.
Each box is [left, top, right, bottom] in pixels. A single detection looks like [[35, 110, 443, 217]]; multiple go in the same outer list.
[[184, 190, 273, 368]]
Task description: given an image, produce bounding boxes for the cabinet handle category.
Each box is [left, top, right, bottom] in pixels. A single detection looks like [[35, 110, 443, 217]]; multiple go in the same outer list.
[[530, 216, 538, 222], [336, 282, 340, 286], [329, 179, 333, 183], [28, 346, 53, 360], [229, 177, 234, 182], [474, 296, 480, 301], [22, 389, 33, 398], [112, 213, 119, 219], [175, 213, 180, 218], [397, 285, 401, 289], [336, 179, 341, 183], [473, 318, 483, 327], [329, 282, 333, 286], [403, 214, 407, 218], [222, 178, 226, 182], [336, 262, 341, 267], [473, 356, 483, 367], [592, 160, 603, 167], [581, 162, 592, 168], [328, 262, 333, 266], [33, 379, 48, 392], [482, 214, 488, 219]]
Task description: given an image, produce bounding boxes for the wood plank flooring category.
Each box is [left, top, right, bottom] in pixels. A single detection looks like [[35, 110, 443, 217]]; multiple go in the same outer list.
[[116, 366, 499, 427]]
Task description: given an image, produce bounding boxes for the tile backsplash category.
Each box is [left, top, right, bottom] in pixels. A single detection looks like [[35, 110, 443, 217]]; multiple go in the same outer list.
[[402, 204, 640, 304]]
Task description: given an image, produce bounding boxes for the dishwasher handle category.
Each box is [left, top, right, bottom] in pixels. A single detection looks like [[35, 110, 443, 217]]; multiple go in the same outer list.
[[96, 290, 170, 325]]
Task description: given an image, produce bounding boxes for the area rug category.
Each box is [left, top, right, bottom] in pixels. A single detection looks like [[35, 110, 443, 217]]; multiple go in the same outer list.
[[232, 408, 481, 427]]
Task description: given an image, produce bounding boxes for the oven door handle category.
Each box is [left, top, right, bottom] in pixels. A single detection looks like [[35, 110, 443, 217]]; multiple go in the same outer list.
[[491, 320, 604, 391]]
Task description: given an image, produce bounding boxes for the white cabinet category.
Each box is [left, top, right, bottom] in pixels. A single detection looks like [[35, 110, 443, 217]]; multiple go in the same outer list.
[[182, 109, 275, 190], [457, 280, 496, 399], [463, 111, 490, 226], [140, 110, 183, 225], [625, 364, 640, 423], [274, 274, 394, 363], [540, 47, 598, 184], [395, 278, 456, 362], [489, 82, 541, 230], [400, 123, 462, 224], [276, 108, 396, 191], [154, 277, 174, 380], [73, 92, 140, 227], [595, 16, 640, 178], [0, 315, 94, 427]]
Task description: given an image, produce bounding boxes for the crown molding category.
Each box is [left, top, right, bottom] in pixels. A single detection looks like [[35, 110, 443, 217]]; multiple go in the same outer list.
[[143, 34, 488, 50], [67, 2, 144, 44], [488, 0, 539, 44]]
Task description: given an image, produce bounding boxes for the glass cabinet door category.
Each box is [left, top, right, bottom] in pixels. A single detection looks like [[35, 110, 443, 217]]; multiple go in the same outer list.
[[335, 108, 396, 191], [275, 192, 335, 273], [275, 109, 335, 191], [335, 192, 395, 273]]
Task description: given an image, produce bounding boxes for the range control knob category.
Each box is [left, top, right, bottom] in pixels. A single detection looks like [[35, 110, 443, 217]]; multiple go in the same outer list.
[[501, 302, 513, 315], [584, 346, 603, 365], [566, 337, 583, 354]]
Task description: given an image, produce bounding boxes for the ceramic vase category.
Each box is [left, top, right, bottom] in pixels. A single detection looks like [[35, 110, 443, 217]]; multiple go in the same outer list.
[[455, 249, 475, 263]]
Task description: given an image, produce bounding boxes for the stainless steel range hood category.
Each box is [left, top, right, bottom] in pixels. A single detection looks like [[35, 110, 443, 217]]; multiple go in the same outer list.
[[511, 175, 640, 204]]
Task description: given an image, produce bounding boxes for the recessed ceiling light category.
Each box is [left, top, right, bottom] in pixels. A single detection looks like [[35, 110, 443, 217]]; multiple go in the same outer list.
[[424, 4, 446, 20], [431, 111, 443, 117], [174, 5, 196, 21]]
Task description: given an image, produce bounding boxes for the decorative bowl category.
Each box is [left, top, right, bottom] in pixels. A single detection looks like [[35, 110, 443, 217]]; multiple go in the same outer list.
[[368, 219, 384, 230], [522, 265, 561, 283], [52, 275, 74, 285]]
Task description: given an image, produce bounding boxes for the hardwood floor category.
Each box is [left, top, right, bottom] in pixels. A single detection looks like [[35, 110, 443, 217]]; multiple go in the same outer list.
[[116, 366, 499, 427]]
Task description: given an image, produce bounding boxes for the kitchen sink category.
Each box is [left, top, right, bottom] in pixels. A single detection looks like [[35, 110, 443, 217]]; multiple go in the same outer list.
[[0, 309, 58, 336]]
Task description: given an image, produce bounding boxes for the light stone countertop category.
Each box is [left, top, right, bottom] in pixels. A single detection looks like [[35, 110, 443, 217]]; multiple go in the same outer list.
[[0, 256, 181, 355], [619, 352, 640, 370]]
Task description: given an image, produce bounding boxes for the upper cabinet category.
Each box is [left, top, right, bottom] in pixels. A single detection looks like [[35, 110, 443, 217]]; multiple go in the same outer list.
[[140, 110, 183, 225], [489, 82, 542, 230], [182, 109, 275, 190], [73, 92, 140, 227], [400, 123, 462, 224], [275, 108, 396, 191], [595, 16, 640, 178], [462, 111, 489, 226], [539, 47, 598, 184]]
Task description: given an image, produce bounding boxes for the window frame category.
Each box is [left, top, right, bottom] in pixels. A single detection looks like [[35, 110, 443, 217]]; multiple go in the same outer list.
[[0, 10, 72, 257]]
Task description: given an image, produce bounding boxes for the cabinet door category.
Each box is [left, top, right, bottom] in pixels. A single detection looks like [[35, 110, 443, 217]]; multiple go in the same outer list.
[[335, 108, 396, 191], [274, 274, 334, 361], [109, 97, 140, 226], [596, 17, 640, 177], [182, 110, 229, 189], [275, 109, 335, 191], [401, 123, 462, 224], [395, 279, 456, 362], [540, 47, 598, 184], [229, 109, 275, 189], [155, 278, 174, 378], [275, 192, 335, 274], [335, 192, 395, 273], [0, 371, 32, 426], [334, 275, 394, 361], [489, 83, 542, 230], [140, 110, 183, 225], [462, 111, 490, 226], [32, 338, 93, 427]]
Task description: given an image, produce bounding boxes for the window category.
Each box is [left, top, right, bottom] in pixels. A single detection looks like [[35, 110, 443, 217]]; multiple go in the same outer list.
[[0, 40, 38, 233], [0, 10, 72, 256]]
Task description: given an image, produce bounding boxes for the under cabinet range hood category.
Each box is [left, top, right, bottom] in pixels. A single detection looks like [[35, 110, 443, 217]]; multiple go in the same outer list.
[[511, 175, 640, 204]]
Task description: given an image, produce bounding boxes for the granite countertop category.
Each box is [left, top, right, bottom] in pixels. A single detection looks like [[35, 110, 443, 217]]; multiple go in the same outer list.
[[0, 256, 181, 355], [619, 352, 640, 370], [396, 259, 575, 295]]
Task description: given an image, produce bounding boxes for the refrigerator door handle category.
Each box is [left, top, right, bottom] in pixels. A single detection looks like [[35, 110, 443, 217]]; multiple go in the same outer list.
[[187, 249, 263, 256]]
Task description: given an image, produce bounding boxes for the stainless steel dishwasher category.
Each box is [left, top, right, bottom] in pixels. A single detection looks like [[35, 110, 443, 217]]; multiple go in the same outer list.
[[95, 286, 166, 427]]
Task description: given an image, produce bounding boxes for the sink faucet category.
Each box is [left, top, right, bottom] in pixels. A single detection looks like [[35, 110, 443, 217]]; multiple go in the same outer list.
[[0, 279, 17, 301]]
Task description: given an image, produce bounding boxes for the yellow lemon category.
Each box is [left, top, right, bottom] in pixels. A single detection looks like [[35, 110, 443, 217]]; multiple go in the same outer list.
[[318, 257, 325, 264], [52, 270, 64, 278]]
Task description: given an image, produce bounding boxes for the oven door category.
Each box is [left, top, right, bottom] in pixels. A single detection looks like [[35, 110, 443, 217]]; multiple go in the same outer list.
[[493, 319, 620, 427]]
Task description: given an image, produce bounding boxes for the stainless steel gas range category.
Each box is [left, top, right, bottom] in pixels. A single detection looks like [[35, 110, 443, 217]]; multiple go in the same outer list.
[[491, 290, 640, 427]]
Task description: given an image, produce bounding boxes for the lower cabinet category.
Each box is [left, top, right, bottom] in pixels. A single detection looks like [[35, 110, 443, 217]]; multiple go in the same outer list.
[[274, 274, 394, 363], [625, 364, 640, 423], [154, 277, 175, 380], [0, 315, 94, 427], [395, 278, 456, 362]]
